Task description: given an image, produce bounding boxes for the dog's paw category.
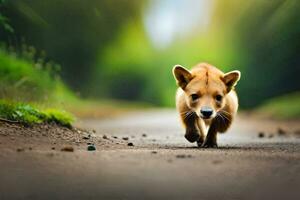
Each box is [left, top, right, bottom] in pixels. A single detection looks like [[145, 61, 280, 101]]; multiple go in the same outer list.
[[202, 141, 218, 148], [196, 137, 205, 147], [184, 130, 200, 143]]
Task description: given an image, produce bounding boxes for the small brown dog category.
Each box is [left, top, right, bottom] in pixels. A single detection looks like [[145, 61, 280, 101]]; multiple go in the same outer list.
[[173, 62, 241, 148]]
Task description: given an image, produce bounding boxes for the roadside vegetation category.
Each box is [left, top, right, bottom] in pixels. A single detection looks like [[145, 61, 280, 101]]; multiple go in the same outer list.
[[258, 92, 300, 120], [0, 45, 149, 125], [0, 100, 74, 127], [0, 46, 76, 126], [0, 46, 75, 102]]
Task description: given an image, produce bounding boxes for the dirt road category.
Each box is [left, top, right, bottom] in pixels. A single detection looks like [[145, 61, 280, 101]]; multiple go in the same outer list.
[[1, 110, 300, 200]]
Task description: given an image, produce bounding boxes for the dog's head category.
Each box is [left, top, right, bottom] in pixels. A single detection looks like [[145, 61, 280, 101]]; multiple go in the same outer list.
[[173, 64, 240, 119]]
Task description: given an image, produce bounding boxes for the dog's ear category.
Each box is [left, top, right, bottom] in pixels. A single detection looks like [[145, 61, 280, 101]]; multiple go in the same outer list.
[[172, 65, 193, 89], [222, 70, 241, 92]]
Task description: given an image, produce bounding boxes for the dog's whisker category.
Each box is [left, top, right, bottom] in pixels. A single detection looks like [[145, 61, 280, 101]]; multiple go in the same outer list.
[[217, 113, 226, 126], [220, 110, 232, 117], [219, 112, 230, 121], [184, 111, 195, 120], [179, 110, 189, 115]]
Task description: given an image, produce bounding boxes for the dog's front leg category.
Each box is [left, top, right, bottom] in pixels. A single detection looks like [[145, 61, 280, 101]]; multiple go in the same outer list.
[[182, 112, 201, 143], [196, 118, 206, 147]]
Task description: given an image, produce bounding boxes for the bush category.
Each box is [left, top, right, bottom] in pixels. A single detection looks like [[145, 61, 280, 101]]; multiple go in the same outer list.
[[0, 46, 76, 103]]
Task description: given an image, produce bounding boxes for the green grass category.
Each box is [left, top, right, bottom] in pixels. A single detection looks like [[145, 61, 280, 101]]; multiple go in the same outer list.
[[0, 100, 74, 127], [257, 92, 300, 120], [0, 47, 77, 103], [0, 46, 150, 123], [0, 46, 78, 126]]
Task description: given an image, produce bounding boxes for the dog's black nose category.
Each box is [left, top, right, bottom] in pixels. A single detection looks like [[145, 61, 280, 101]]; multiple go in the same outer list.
[[200, 107, 213, 118]]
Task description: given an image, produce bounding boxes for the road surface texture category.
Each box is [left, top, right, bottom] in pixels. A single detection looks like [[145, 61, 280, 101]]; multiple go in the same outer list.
[[0, 109, 300, 200]]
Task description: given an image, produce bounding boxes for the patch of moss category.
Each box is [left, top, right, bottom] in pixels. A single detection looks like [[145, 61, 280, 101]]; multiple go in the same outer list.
[[0, 100, 74, 127], [43, 109, 74, 127]]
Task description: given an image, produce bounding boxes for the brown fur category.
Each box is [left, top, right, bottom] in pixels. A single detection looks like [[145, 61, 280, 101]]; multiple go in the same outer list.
[[173, 63, 241, 148]]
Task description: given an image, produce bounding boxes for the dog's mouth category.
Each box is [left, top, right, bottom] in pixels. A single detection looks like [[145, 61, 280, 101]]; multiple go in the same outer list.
[[200, 116, 212, 120], [199, 113, 216, 120], [201, 116, 210, 119]]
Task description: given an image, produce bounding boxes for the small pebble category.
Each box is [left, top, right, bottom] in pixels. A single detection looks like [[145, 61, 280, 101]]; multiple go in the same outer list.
[[142, 133, 147, 137], [16, 148, 24, 152], [87, 145, 96, 151], [51, 147, 55, 150], [277, 128, 286, 135], [122, 137, 129, 140], [212, 160, 222, 164], [127, 142, 134, 146], [112, 136, 118, 139], [258, 132, 265, 138], [61, 146, 74, 152], [151, 151, 157, 154], [176, 154, 192, 159], [82, 135, 90, 140], [102, 135, 108, 139]]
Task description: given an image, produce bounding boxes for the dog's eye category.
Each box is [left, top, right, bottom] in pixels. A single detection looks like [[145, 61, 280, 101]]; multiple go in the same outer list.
[[191, 94, 199, 101], [215, 94, 223, 101]]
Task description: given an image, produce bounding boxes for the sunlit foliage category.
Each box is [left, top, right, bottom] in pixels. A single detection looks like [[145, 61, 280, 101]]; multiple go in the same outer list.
[[0, 100, 74, 127]]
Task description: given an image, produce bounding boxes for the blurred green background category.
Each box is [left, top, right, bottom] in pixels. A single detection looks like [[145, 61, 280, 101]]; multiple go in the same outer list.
[[0, 0, 299, 119]]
